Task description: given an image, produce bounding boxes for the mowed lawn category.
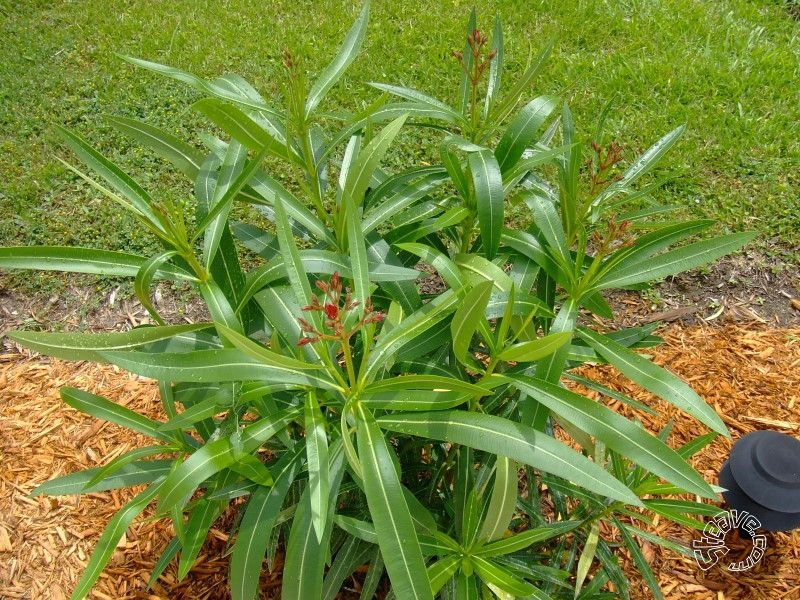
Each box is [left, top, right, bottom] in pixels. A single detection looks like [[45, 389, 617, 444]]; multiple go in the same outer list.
[[1, 0, 798, 289]]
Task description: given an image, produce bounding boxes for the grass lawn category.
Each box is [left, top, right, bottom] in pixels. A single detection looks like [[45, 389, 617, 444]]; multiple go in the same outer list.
[[1, 0, 798, 296]]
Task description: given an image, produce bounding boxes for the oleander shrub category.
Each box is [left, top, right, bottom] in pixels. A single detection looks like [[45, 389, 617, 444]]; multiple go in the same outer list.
[[1, 5, 755, 599]]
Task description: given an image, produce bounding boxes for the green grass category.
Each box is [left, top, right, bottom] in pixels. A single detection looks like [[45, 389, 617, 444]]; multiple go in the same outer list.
[[1, 0, 798, 292]]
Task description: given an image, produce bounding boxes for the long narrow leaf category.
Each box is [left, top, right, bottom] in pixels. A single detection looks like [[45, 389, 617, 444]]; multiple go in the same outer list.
[[8, 323, 209, 362], [70, 482, 162, 600], [494, 96, 557, 175], [577, 328, 727, 435], [451, 280, 493, 364], [357, 405, 433, 600], [507, 374, 717, 498], [60, 387, 174, 443], [0, 246, 195, 280], [108, 115, 203, 179], [230, 446, 304, 600], [378, 411, 641, 505], [595, 232, 756, 290], [305, 2, 370, 116], [469, 149, 504, 259], [99, 348, 342, 390]]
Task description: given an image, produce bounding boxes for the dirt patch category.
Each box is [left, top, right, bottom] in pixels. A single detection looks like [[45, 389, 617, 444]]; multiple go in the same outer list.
[[2, 249, 798, 341]]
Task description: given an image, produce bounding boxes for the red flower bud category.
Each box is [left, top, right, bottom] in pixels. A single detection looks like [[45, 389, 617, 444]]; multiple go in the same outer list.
[[331, 272, 340, 290], [324, 303, 339, 320], [298, 336, 313, 346]]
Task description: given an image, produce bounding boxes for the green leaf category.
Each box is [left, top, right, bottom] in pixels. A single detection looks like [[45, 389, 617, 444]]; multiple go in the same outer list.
[[482, 15, 504, 119], [574, 522, 600, 598], [192, 98, 297, 165], [363, 375, 490, 397], [273, 194, 314, 310], [576, 328, 727, 435], [369, 82, 464, 125], [282, 442, 346, 600], [477, 521, 581, 558], [199, 279, 243, 335], [305, 1, 370, 117], [522, 191, 572, 274], [428, 555, 461, 596], [230, 447, 304, 600], [195, 145, 272, 248], [120, 55, 283, 118], [454, 254, 514, 292], [360, 390, 469, 411], [0, 246, 195, 280], [643, 499, 721, 530], [305, 392, 330, 542], [230, 454, 274, 487], [345, 194, 370, 318], [359, 551, 385, 600], [498, 331, 572, 363], [57, 126, 171, 236], [612, 517, 664, 600], [494, 96, 558, 174], [156, 438, 237, 514], [440, 138, 470, 199], [158, 394, 225, 432], [84, 445, 170, 490], [490, 38, 553, 126], [60, 387, 173, 443], [457, 8, 477, 116], [507, 375, 717, 498], [594, 126, 685, 205], [7, 323, 209, 362], [135, 250, 179, 324], [451, 280, 493, 364], [469, 149, 504, 259], [357, 405, 433, 600], [364, 289, 459, 382], [597, 220, 715, 280], [99, 348, 341, 390], [70, 482, 162, 600], [200, 139, 246, 268], [322, 537, 373, 600], [247, 171, 334, 245], [108, 115, 203, 180], [334, 514, 378, 544], [478, 457, 518, 542], [343, 115, 408, 210], [378, 411, 641, 506], [678, 432, 718, 459], [178, 498, 223, 580], [147, 536, 181, 590], [216, 324, 325, 371], [472, 555, 536, 597], [31, 461, 172, 497], [594, 232, 757, 290]]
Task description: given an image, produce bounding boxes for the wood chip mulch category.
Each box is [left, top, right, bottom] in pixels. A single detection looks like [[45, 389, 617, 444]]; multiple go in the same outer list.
[[1, 322, 799, 600]]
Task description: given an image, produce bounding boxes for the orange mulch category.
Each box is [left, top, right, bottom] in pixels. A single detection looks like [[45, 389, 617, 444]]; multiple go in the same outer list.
[[1, 322, 800, 599]]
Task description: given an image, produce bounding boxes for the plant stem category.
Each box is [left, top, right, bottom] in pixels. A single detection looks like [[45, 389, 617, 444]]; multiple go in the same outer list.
[[341, 338, 357, 390]]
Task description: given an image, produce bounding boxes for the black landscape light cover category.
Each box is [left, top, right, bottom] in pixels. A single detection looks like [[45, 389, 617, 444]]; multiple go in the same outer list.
[[720, 430, 800, 532]]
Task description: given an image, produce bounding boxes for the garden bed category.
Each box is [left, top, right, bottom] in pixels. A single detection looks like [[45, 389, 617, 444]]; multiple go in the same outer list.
[[1, 320, 798, 599]]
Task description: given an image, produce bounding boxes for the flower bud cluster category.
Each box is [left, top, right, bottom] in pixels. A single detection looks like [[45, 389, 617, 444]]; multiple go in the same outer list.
[[452, 28, 497, 87], [297, 272, 384, 346]]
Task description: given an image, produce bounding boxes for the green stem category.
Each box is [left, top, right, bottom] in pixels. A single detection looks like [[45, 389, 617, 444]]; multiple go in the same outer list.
[[341, 338, 357, 390], [460, 213, 476, 254]]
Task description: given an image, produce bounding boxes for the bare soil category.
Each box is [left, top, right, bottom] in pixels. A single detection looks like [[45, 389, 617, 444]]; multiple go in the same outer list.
[[2, 248, 796, 341]]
